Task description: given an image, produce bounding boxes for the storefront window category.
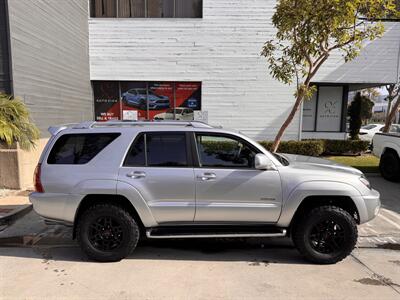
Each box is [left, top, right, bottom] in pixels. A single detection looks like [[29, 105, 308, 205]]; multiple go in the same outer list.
[[302, 85, 346, 133], [90, 0, 202, 18], [93, 81, 202, 121]]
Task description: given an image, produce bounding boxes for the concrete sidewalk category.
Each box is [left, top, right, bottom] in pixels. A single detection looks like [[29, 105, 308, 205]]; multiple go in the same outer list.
[[0, 194, 32, 228]]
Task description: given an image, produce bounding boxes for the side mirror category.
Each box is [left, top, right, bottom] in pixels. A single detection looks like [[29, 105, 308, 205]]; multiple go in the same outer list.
[[255, 154, 277, 170]]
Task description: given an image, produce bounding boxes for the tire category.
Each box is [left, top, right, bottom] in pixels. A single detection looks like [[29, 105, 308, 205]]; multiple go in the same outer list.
[[77, 204, 140, 262], [379, 151, 400, 182], [293, 206, 357, 264]]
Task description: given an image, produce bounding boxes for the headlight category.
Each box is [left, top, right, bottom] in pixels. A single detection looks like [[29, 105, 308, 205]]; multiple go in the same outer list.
[[359, 175, 371, 190]]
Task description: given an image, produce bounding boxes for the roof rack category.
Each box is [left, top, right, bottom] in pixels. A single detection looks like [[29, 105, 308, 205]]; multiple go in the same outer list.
[[90, 120, 213, 129], [48, 120, 215, 135]]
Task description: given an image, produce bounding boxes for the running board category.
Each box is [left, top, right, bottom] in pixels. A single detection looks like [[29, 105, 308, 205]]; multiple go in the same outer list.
[[146, 227, 287, 239]]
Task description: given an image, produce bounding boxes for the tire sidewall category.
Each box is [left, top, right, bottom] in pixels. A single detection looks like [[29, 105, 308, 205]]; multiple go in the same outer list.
[[77, 205, 139, 262], [380, 152, 400, 182], [294, 207, 357, 264]]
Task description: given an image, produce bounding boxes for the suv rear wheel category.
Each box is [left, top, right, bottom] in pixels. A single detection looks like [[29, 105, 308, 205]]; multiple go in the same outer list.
[[293, 206, 357, 264], [77, 204, 139, 262], [379, 150, 400, 182]]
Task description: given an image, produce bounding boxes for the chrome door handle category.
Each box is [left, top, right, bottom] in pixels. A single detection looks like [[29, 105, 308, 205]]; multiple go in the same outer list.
[[127, 171, 146, 179], [197, 172, 217, 181]]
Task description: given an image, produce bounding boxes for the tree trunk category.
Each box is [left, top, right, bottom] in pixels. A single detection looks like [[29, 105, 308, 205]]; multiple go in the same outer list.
[[383, 96, 400, 133], [271, 93, 304, 152]]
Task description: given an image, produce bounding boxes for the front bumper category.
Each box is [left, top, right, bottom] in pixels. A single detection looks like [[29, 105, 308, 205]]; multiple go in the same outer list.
[[359, 189, 381, 224], [29, 192, 82, 224]]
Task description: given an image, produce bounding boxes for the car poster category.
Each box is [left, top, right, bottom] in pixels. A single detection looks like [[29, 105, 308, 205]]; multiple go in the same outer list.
[[94, 81, 202, 122], [148, 82, 174, 120], [93, 81, 120, 121], [120, 81, 148, 120]]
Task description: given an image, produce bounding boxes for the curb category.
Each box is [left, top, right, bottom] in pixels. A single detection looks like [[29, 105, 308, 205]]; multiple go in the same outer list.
[[0, 204, 32, 227]]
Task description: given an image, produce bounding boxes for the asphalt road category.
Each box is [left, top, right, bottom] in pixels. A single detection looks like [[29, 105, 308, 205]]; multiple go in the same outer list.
[[0, 175, 399, 299]]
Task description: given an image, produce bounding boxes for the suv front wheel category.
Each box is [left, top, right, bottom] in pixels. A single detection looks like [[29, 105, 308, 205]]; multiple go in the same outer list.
[[77, 204, 140, 262], [293, 206, 357, 264]]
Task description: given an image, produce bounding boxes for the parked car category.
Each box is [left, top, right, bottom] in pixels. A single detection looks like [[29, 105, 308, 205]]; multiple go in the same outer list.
[[121, 89, 170, 110], [30, 121, 380, 264], [372, 131, 400, 181], [358, 124, 384, 142], [154, 108, 194, 121]]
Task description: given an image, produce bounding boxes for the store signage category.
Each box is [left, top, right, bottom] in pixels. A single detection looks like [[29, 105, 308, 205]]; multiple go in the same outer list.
[[316, 86, 343, 132], [302, 92, 317, 131], [93, 81, 201, 122]]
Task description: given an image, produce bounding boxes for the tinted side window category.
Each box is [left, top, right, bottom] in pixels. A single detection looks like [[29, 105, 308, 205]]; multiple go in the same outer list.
[[124, 134, 146, 166], [47, 133, 120, 164], [196, 134, 257, 168], [147, 133, 188, 167]]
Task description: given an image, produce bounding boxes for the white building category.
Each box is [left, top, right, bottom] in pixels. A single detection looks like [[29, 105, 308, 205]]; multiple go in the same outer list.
[[1, 0, 400, 189]]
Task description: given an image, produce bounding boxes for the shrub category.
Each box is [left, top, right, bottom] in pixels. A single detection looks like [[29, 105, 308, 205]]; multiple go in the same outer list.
[[257, 139, 370, 156], [258, 140, 325, 157], [0, 94, 40, 150], [323, 139, 370, 155]]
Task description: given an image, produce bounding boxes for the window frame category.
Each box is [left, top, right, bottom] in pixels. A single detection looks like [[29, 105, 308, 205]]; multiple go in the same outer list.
[[47, 132, 121, 165], [123, 131, 194, 168], [192, 132, 262, 170], [89, 0, 203, 19]]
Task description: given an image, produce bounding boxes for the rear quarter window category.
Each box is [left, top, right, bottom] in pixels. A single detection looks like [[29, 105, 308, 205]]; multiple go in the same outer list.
[[47, 133, 120, 164]]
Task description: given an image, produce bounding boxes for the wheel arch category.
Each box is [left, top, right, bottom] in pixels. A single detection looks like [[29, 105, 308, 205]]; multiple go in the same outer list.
[[72, 194, 146, 239], [288, 195, 360, 236]]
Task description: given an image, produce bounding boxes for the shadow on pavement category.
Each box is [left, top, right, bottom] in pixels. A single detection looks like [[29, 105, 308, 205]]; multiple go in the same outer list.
[[0, 235, 307, 265]]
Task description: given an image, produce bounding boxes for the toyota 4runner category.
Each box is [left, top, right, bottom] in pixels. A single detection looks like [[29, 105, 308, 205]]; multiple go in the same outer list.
[[30, 121, 381, 264]]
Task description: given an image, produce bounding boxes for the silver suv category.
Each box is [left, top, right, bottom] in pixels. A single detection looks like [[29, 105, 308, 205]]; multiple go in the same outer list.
[[30, 121, 381, 264]]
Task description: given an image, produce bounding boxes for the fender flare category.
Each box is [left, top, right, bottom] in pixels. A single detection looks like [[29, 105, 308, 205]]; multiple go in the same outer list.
[[277, 180, 367, 227]]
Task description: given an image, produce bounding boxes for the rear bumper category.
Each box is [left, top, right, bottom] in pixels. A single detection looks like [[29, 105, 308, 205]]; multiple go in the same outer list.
[[29, 192, 82, 224]]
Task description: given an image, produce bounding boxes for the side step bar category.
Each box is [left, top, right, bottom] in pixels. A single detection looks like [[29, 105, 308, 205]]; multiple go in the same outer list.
[[146, 228, 287, 239]]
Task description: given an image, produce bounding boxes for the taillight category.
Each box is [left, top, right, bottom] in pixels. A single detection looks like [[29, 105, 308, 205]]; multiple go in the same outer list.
[[34, 163, 44, 193]]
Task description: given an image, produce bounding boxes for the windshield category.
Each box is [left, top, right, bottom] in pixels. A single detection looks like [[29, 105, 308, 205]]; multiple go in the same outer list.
[[362, 125, 377, 130], [166, 108, 183, 113], [272, 153, 290, 166]]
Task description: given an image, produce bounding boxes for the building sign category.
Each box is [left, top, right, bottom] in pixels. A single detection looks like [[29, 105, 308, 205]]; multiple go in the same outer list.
[[302, 92, 317, 131], [93, 81, 120, 121], [316, 86, 343, 132], [93, 81, 202, 122]]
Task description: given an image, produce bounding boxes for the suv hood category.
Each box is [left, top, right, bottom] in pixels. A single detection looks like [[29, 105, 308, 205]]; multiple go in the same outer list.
[[279, 153, 363, 176]]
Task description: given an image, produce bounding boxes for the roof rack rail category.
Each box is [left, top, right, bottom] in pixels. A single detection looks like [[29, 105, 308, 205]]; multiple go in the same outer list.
[[48, 120, 214, 134], [90, 120, 214, 129]]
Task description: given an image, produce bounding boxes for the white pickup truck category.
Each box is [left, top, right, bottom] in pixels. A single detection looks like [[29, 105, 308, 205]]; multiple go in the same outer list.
[[372, 132, 400, 182]]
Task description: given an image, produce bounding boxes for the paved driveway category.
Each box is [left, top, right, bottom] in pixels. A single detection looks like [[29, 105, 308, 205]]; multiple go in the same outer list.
[[0, 176, 399, 299]]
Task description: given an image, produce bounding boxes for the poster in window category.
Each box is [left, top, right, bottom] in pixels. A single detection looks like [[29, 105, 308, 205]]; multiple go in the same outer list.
[[175, 82, 201, 110], [120, 81, 148, 120], [148, 82, 174, 120], [93, 81, 120, 121], [302, 92, 317, 131], [316, 86, 343, 132]]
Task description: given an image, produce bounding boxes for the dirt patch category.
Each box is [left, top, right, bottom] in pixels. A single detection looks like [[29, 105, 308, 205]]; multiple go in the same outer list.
[[389, 260, 400, 266], [248, 260, 271, 267], [355, 278, 385, 286], [376, 243, 400, 251], [355, 275, 400, 288]]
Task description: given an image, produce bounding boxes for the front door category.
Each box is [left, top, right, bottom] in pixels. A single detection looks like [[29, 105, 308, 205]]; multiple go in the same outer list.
[[118, 132, 195, 223], [193, 133, 282, 223]]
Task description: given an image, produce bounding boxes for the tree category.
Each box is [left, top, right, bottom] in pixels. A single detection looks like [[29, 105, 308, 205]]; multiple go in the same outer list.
[[261, 0, 398, 152], [0, 94, 40, 150], [383, 82, 400, 132], [348, 92, 374, 140]]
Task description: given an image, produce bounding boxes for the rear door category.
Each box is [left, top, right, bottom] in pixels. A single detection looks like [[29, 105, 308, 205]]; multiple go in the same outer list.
[[118, 131, 195, 223], [193, 132, 282, 223]]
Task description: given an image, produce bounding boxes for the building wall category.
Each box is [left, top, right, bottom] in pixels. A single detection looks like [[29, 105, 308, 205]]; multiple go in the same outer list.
[[89, 0, 300, 140], [2, 0, 93, 189], [0, 0, 11, 93], [7, 0, 93, 135]]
